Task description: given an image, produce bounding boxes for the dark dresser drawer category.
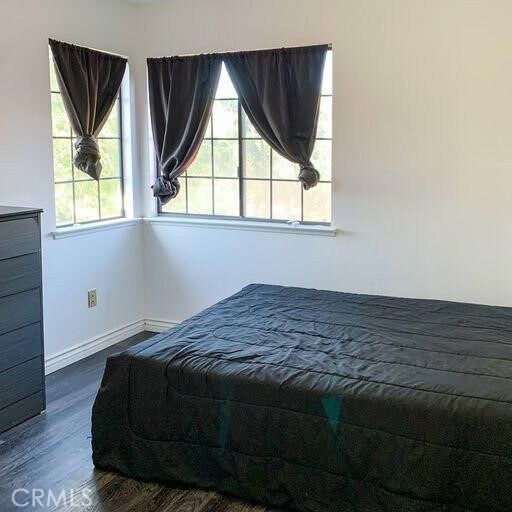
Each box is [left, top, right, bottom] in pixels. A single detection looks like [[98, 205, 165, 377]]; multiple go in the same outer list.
[[0, 323, 42, 373], [0, 392, 44, 433], [0, 216, 40, 260], [0, 287, 41, 337], [0, 253, 41, 299], [0, 206, 44, 434], [0, 357, 43, 410]]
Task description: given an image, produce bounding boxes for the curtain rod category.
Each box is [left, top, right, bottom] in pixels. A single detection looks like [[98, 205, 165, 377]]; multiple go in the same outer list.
[[150, 43, 332, 60], [48, 38, 129, 60]]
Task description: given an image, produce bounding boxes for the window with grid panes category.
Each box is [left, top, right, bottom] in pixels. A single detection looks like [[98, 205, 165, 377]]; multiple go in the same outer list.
[[161, 50, 332, 224], [50, 53, 125, 227]]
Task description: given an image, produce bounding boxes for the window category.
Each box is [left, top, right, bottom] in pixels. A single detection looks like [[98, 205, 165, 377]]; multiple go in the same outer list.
[[161, 51, 332, 224], [49, 55, 125, 227]]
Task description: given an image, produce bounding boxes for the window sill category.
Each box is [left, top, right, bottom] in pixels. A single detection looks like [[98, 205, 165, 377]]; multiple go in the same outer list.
[[51, 217, 141, 239], [146, 216, 337, 237]]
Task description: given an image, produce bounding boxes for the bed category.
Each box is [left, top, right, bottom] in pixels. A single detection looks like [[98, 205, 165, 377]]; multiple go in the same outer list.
[[92, 284, 512, 511]]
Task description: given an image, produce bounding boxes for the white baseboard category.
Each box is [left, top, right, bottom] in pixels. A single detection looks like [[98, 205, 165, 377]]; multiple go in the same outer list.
[[44, 318, 178, 375], [144, 318, 179, 333]]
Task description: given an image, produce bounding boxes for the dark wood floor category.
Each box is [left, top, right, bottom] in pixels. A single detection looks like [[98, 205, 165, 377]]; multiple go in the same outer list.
[[0, 332, 278, 511]]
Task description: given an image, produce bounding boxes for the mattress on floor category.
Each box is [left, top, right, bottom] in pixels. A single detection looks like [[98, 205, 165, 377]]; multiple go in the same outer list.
[[92, 284, 512, 512]]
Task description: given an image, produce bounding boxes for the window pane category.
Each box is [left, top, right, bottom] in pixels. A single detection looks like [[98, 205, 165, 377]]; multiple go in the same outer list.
[[100, 179, 123, 219], [213, 140, 238, 177], [51, 93, 71, 136], [98, 139, 121, 178], [75, 181, 99, 223], [49, 60, 59, 92], [100, 101, 120, 137], [244, 180, 270, 219], [272, 181, 301, 221], [317, 96, 332, 139], [205, 117, 212, 138], [216, 63, 237, 99], [53, 139, 73, 182], [161, 179, 187, 213], [51, 53, 125, 227], [157, 52, 332, 225], [73, 167, 94, 181], [244, 139, 270, 179], [272, 151, 298, 180], [54, 183, 74, 226], [188, 140, 212, 177], [241, 110, 260, 139], [212, 99, 238, 138], [214, 179, 239, 216], [303, 183, 331, 223], [187, 178, 213, 214], [311, 140, 332, 181], [322, 51, 333, 96]]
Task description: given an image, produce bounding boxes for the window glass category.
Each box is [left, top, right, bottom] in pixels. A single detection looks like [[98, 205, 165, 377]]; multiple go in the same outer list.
[[50, 52, 125, 227], [162, 49, 332, 223]]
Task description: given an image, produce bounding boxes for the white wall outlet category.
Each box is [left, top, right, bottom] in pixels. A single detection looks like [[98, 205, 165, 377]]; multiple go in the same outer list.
[[88, 289, 97, 308]]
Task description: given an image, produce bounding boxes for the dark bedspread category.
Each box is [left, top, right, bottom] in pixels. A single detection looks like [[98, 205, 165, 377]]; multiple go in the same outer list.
[[92, 284, 512, 512]]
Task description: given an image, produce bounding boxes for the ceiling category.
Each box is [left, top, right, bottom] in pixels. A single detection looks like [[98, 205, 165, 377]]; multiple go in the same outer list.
[[121, 0, 164, 4]]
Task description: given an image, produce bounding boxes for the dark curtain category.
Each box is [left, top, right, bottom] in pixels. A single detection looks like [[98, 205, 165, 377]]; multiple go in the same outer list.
[[224, 45, 328, 189], [49, 39, 127, 180], [148, 54, 222, 204]]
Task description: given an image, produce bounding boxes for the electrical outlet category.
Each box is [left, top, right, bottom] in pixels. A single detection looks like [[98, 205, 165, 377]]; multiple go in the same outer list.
[[88, 289, 97, 308]]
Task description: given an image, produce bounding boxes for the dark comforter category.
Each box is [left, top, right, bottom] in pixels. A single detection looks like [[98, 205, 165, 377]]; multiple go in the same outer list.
[[92, 284, 512, 511]]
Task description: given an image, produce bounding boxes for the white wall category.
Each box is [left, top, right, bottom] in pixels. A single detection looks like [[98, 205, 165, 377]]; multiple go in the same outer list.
[[2, 0, 512, 363], [136, 0, 512, 321], [0, 0, 144, 362]]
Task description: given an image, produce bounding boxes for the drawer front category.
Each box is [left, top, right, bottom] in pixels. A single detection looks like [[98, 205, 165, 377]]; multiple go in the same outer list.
[[0, 391, 44, 434], [0, 323, 42, 373], [0, 216, 40, 260], [0, 357, 43, 410], [0, 253, 40, 299], [0, 289, 41, 336]]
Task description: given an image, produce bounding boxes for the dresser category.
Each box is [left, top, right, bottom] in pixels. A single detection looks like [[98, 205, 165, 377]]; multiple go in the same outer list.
[[0, 206, 45, 433]]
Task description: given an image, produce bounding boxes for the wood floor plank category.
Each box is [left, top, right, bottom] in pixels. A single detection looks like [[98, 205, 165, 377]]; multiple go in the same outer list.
[[0, 331, 275, 512]]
